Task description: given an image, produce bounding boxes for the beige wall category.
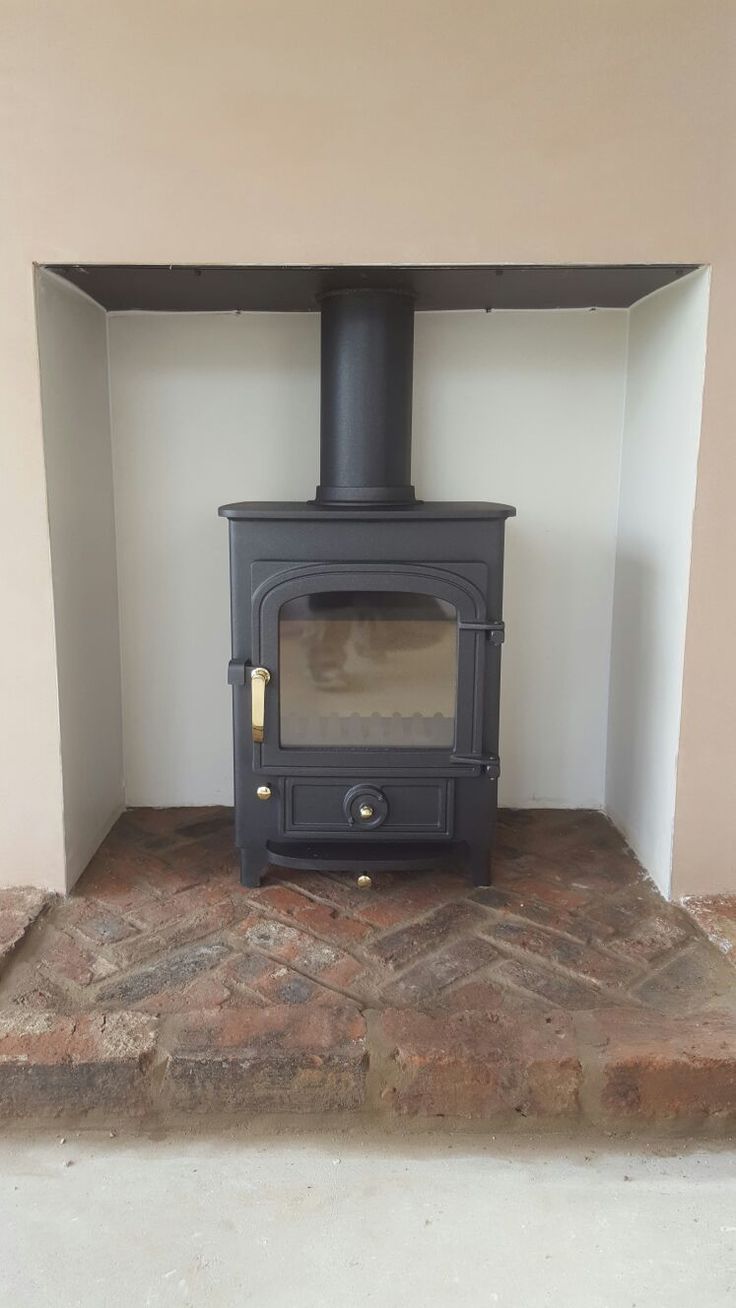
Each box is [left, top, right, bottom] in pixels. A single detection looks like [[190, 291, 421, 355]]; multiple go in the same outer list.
[[1, 0, 734, 891]]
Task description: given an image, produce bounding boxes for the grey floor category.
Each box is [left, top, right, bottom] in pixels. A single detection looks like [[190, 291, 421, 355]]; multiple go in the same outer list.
[[0, 1129, 734, 1306]]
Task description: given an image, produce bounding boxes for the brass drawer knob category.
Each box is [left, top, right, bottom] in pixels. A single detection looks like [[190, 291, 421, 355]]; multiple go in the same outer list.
[[357, 874, 373, 889], [256, 785, 272, 800], [359, 804, 374, 820]]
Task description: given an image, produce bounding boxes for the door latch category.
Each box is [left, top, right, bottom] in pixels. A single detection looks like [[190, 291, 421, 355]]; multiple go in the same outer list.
[[458, 621, 505, 645], [450, 753, 501, 778]]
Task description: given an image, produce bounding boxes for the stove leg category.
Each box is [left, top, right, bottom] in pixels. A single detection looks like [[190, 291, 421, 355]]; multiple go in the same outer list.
[[240, 846, 263, 889], [469, 847, 492, 888]]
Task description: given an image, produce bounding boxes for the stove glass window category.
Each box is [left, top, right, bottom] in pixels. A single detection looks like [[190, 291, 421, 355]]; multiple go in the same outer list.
[[279, 591, 457, 748]]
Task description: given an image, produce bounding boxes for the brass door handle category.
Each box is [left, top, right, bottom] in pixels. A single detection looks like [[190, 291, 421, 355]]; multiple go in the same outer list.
[[250, 667, 270, 742]]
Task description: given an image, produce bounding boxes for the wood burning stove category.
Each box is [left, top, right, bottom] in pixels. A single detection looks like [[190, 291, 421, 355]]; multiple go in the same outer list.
[[220, 288, 515, 887]]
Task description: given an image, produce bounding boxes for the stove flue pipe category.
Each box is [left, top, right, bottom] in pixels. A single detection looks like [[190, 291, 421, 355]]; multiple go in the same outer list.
[[316, 288, 416, 506]]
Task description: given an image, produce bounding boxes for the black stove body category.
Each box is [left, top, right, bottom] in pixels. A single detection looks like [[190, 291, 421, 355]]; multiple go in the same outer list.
[[220, 290, 515, 887]]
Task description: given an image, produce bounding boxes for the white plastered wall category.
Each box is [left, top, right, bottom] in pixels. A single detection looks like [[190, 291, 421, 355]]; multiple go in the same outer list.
[[35, 271, 125, 887], [606, 270, 710, 895]]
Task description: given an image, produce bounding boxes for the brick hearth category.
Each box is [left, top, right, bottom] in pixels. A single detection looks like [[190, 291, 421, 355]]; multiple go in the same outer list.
[[0, 809, 735, 1128]]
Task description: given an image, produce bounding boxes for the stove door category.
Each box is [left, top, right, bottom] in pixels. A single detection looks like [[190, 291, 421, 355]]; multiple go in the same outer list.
[[251, 564, 491, 772]]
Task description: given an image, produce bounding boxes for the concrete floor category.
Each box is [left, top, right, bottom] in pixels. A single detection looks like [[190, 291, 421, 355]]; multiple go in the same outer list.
[[0, 1131, 733, 1306]]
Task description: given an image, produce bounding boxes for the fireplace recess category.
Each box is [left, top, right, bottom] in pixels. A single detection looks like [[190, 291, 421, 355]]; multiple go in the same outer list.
[[220, 288, 515, 886]]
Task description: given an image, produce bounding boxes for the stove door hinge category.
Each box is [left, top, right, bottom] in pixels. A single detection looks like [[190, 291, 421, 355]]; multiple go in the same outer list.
[[458, 620, 505, 646], [227, 658, 249, 685]]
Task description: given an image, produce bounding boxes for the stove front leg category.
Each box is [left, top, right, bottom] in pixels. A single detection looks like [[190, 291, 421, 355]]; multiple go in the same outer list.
[[455, 774, 496, 888], [468, 844, 492, 888], [240, 844, 265, 889]]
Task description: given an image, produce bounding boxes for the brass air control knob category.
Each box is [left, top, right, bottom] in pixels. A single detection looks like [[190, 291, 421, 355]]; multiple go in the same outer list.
[[343, 785, 388, 829], [357, 874, 373, 889]]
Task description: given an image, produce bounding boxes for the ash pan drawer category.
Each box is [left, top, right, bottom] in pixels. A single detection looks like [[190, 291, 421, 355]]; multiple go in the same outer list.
[[284, 779, 453, 836]]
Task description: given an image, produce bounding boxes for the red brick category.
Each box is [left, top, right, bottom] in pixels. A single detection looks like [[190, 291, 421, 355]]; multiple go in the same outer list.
[[145, 844, 219, 894], [111, 898, 243, 969], [479, 918, 634, 988], [355, 870, 469, 930], [258, 967, 352, 1007], [167, 826, 239, 877], [95, 815, 173, 863], [241, 960, 317, 1005], [436, 976, 544, 1018], [569, 887, 659, 940], [7, 974, 67, 1014], [0, 1011, 158, 1119], [502, 809, 624, 858], [126, 806, 223, 839], [163, 1004, 367, 1112], [171, 809, 234, 841], [275, 869, 461, 932], [110, 812, 185, 855], [232, 916, 363, 992], [492, 844, 543, 874], [496, 835, 641, 902], [251, 884, 374, 945], [0, 887, 49, 918], [633, 941, 736, 1014], [77, 846, 164, 913], [257, 970, 358, 1008], [382, 935, 499, 1006], [268, 870, 410, 913], [579, 1007, 736, 1122], [97, 941, 230, 1006], [122, 880, 232, 932], [493, 855, 571, 892], [564, 852, 644, 894], [56, 898, 139, 947], [369, 901, 485, 971], [493, 957, 609, 1010], [682, 895, 736, 962], [220, 946, 278, 983], [470, 885, 581, 934], [488, 873, 591, 916], [218, 952, 350, 1007], [228, 907, 270, 936], [217, 949, 276, 994], [38, 928, 116, 987], [606, 912, 693, 965], [373, 1007, 581, 1119], [0, 888, 49, 965], [497, 810, 622, 863], [135, 972, 231, 1015]]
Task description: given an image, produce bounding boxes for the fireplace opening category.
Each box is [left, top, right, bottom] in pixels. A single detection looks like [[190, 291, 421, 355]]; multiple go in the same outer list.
[[35, 263, 710, 899]]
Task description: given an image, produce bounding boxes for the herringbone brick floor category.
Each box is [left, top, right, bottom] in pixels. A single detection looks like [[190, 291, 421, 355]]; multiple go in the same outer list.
[[0, 808, 735, 1125]]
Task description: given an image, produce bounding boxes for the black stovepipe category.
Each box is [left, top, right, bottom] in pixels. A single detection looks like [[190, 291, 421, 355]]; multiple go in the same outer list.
[[316, 288, 416, 506]]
